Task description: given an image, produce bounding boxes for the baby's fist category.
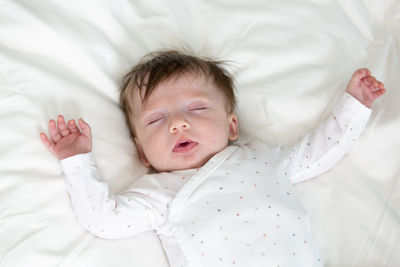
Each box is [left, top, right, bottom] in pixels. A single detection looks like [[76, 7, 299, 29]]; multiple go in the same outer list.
[[346, 68, 386, 108]]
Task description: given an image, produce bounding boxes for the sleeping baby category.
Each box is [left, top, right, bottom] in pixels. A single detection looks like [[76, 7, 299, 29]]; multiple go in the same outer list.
[[40, 50, 386, 267]]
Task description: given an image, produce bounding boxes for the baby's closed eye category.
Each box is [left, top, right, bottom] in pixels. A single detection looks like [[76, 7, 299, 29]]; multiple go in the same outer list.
[[189, 107, 207, 111], [145, 113, 166, 125], [187, 101, 208, 112]]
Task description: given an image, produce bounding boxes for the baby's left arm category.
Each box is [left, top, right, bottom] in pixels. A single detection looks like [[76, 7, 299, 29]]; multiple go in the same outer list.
[[285, 69, 385, 183]]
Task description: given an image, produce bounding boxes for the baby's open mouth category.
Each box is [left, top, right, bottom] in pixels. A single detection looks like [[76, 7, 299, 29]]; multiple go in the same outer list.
[[172, 139, 198, 153]]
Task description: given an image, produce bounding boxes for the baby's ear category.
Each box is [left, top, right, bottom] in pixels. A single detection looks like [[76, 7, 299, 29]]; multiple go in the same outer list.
[[228, 112, 239, 142], [134, 138, 151, 168]]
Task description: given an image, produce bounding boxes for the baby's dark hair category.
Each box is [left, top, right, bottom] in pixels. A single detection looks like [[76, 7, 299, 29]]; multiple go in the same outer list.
[[120, 49, 236, 139]]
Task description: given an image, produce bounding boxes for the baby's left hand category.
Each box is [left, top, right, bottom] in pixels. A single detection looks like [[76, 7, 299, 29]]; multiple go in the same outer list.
[[346, 68, 386, 108]]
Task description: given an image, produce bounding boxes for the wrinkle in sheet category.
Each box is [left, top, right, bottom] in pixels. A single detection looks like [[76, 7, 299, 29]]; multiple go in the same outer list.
[[355, 169, 400, 266]]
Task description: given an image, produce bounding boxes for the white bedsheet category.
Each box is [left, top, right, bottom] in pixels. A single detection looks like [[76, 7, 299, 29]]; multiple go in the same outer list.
[[1, 0, 399, 266]]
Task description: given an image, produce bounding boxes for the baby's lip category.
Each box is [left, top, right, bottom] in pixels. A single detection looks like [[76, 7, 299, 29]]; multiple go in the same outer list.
[[172, 138, 199, 153]]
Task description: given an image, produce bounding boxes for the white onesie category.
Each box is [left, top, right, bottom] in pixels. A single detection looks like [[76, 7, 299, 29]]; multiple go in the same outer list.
[[61, 93, 371, 267]]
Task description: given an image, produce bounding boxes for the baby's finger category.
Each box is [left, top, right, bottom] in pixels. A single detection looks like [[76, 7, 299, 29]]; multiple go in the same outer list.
[[49, 119, 62, 143], [68, 119, 80, 133], [373, 88, 386, 98], [57, 115, 71, 137], [363, 76, 379, 88], [78, 118, 92, 139], [369, 76, 379, 87], [40, 133, 55, 153], [353, 68, 370, 80], [362, 76, 371, 86]]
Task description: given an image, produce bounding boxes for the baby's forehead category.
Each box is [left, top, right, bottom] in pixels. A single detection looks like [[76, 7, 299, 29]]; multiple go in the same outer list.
[[132, 72, 217, 111]]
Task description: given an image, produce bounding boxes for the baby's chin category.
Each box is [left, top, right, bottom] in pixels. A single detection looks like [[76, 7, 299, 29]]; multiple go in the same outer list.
[[151, 153, 215, 173], [152, 160, 205, 173]]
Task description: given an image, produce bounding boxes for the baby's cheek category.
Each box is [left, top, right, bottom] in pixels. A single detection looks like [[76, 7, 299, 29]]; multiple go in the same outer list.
[[140, 135, 161, 158], [147, 142, 164, 159], [208, 123, 230, 148]]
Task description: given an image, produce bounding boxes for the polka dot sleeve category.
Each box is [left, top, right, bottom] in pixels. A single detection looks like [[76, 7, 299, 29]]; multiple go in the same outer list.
[[285, 92, 372, 183], [60, 153, 159, 239]]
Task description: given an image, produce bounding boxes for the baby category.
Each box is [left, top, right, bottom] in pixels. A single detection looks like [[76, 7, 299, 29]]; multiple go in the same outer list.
[[40, 50, 385, 267]]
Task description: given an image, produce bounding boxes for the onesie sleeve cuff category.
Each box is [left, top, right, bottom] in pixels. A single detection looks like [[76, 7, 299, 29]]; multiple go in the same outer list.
[[60, 152, 96, 174], [334, 92, 372, 129]]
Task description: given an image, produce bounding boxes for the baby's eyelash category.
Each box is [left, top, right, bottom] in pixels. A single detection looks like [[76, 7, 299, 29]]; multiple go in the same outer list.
[[146, 116, 164, 125], [189, 107, 207, 111]]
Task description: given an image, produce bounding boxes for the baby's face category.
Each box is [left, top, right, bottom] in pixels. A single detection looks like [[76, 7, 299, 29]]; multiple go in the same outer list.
[[132, 73, 238, 172]]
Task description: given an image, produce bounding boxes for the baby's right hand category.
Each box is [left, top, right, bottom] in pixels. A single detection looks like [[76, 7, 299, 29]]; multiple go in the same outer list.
[[40, 115, 92, 160]]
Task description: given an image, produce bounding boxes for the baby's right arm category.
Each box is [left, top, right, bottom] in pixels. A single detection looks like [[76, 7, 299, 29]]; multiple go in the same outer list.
[[61, 153, 160, 239], [40, 115, 92, 159], [40, 115, 160, 238]]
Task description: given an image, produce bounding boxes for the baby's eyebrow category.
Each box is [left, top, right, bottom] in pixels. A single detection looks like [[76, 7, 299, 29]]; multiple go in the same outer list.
[[141, 108, 162, 119], [185, 99, 208, 107], [186, 95, 212, 103]]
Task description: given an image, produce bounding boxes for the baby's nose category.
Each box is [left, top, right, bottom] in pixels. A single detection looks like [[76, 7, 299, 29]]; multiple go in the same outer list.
[[169, 117, 190, 133]]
